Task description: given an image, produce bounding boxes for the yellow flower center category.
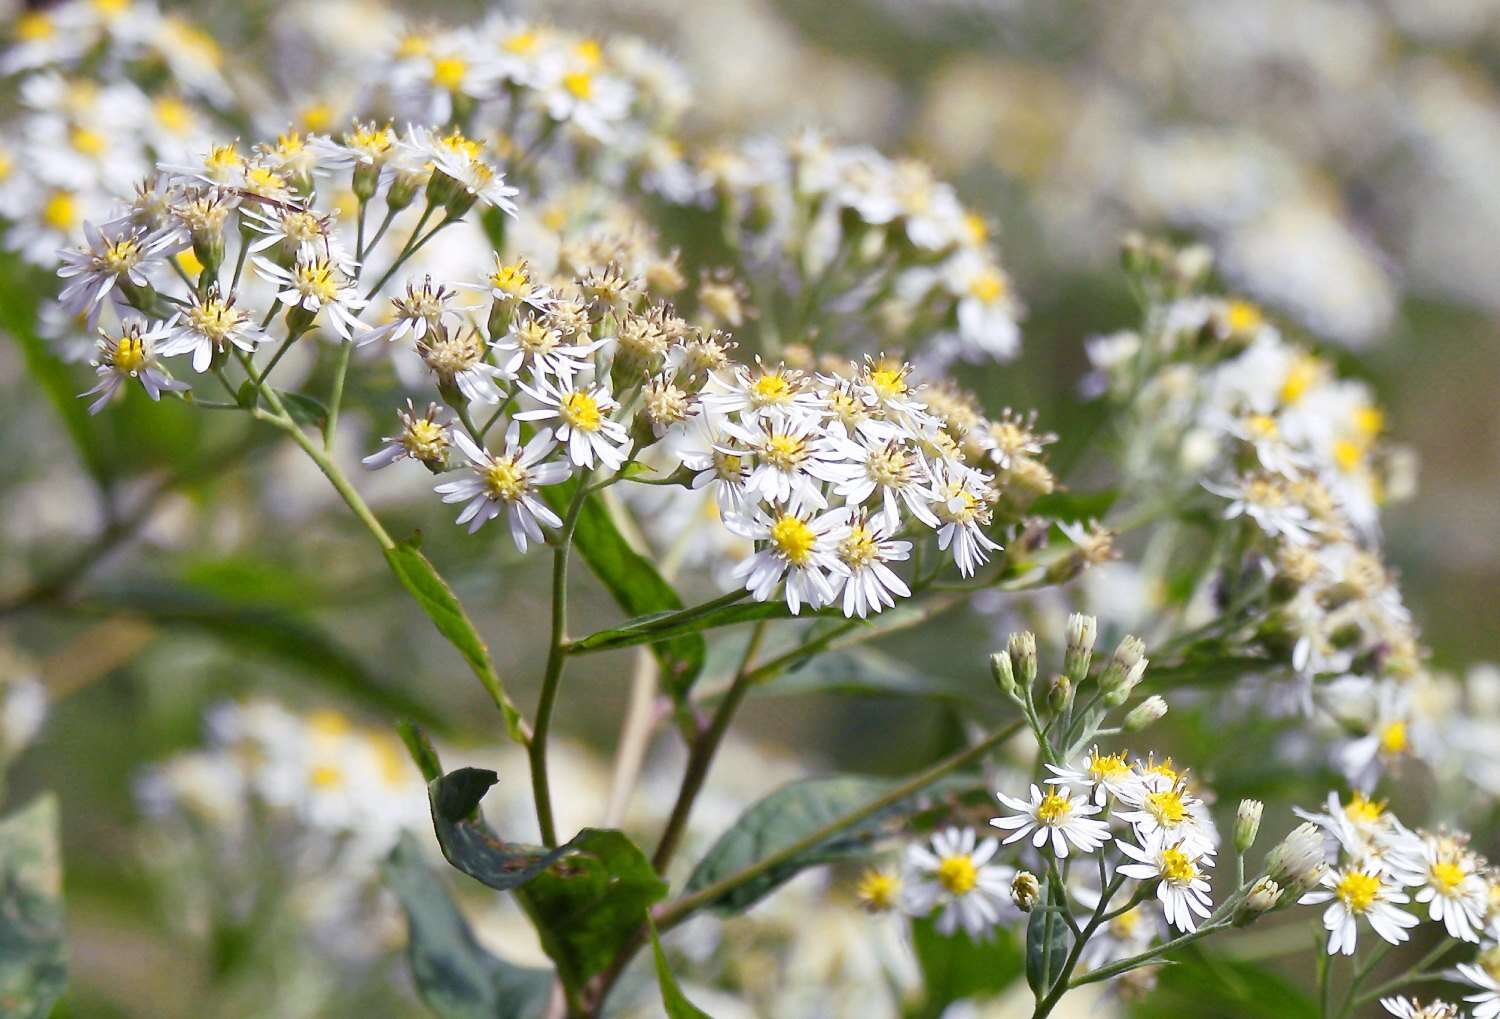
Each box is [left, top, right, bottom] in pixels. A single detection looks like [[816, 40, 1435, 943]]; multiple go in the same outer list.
[[574, 39, 602, 67], [1379, 721, 1409, 756], [1225, 299, 1263, 335], [563, 70, 594, 100], [1345, 793, 1386, 826], [482, 457, 529, 501], [175, 249, 204, 277], [204, 143, 243, 179], [113, 335, 147, 373], [101, 238, 142, 273], [769, 514, 817, 566], [762, 433, 806, 469], [1279, 354, 1322, 405], [295, 260, 340, 303], [16, 12, 54, 41], [94, 0, 131, 14], [1146, 788, 1187, 827], [1088, 750, 1131, 782], [396, 32, 430, 58], [432, 56, 468, 90], [153, 96, 194, 135], [1109, 907, 1142, 938], [856, 869, 900, 911], [307, 709, 350, 736], [560, 391, 604, 432], [1430, 860, 1467, 895], [188, 299, 241, 342], [490, 261, 529, 295], [839, 526, 879, 569], [1036, 791, 1072, 825], [70, 127, 108, 158], [43, 191, 77, 231], [503, 30, 539, 54], [439, 129, 484, 162], [865, 445, 910, 487], [1335, 870, 1381, 914], [968, 270, 1006, 304], [1332, 438, 1364, 474], [868, 367, 907, 400], [1354, 405, 1384, 438], [244, 165, 288, 196], [713, 451, 743, 480], [1161, 847, 1197, 885], [936, 855, 978, 896], [750, 372, 793, 403], [1245, 414, 1278, 440], [308, 764, 343, 788]]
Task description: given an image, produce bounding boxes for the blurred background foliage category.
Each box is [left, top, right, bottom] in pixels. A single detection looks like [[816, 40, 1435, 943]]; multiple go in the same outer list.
[[4, 0, 1500, 1016]]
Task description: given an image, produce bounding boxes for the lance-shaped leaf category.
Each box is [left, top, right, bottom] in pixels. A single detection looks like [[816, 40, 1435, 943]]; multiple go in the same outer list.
[[1024, 902, 1069, 996], [650, 921, 714, 1019], [566, 600, 793, 656], [385, 538, 526, 743], [385, 834, 553, 1019], [0, 794, 67, 1019], [682, 775, 892, 914], [426, 769, 668, 992]]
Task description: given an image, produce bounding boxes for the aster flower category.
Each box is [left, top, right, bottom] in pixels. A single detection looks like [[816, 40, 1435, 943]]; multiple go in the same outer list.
[[81, 319, 186, 414], [253, 252, 369, 341], [991, 783, 1110, 858], [1116, 832, 1216, 933], [1114, 775, 1217, 854], [493, 317, 601, 383], [514, 378, 631, 471], [157, 286, 266, 372], [727, 506, 850, 614], [435, 427, 570, 548], [899, 827, 1015, 940], [403, 126, 517, 216], [1046, 747, 1138, 806], [930, 461, 1001, 577], [680, 421, 751, 515], [826, 434, 939, 532], [57, 220, 182, 319], [417, 326, 506, 405], [362, 277, 461, 347], [1395, 832, 1489, 943], [831, 516, 911, 618], [722, 412, 847, 513], [700, 362, 823, 424], [1379, 998, 1462, 1019], [1458, 962, 1500, 1019], [363, 401, 451, 471], [1204, 471, 1316, 544], [1300, 864, 1418, 955]]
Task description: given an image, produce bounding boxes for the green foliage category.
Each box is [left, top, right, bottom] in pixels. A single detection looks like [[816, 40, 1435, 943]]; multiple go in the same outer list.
[[1024, 904, 1068, 996], [1125, 947, 1317, 1019], [0, 794, 67, 1019], [907, 916, 1023, 1018], [683, 775, 890, 914], [397, 721, 445, 783], [426, 769, 668, 992], [385, 834, 552, 1019], [384, 537, 525, 742], [650, 921, 714, 1019], [567, 599, 796, 656], [760, 646, 972, 703], [1029, 488, 1118, 523]]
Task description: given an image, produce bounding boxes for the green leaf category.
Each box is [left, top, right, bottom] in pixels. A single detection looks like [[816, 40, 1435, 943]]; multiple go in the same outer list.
[[1030, 488, 1118, 523], [79, 581, 447, 730], [683, 775, 891, 914], [909, 916, 1023, 1018], [425, 770, 667, 993], [397, 721, 444, 783], [567, 599, 800, 656], [515, 828, 668, 990], [385, 834, 552, 1019], [1126, 947, 1317, 1019], [545, 481, 706, 697], [278, 390, 329, 428], [650, 921, 714, 1019], [1024, 904, 1068, 996], [384, 537, 525, 743], [0, 794, 67, 1019]]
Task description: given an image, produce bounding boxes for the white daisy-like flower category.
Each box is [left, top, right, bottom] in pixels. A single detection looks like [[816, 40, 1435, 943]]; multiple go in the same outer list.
[[831, 516, 911, 618], [434, 427, 571, 549], [253, 252, 369, 341], [363, 401, 450, 471], [468, 256, 552, 316], [57, 220, 182, 319], [680, 421, 751, 516], [826, 434, 939, 532], [417, 326, 506, 405], [540, 57, 633, 142], [493, 317, 600, 383], [514, 379, 631, 471], [1300, 865, 1419, 956], [1396, 832, 1488, 943], [946, 250, 1021, 362], [1458, 962, 1500, 1019], [309, 121, 398, 173], [1113, 776, 1216, 854], [81, 319, 186, 414], [240, 201, 355, 273], [1116, 832, 1216, 933], [727, 506, 850, 614], [362, 277, 461, 348], [930, 461, 1001, 578], [403, 126, 518, 216], [1292, 790, 1409, 873], [899, 827, 1016, 940], [1379, 996, 1463, 1019], [157, 287, 267, 373], [721, 413, 846, 513], [1337, 682, 1418, 791], [699, 363, 823, 425], [991, 784, 1110, 858], [1204, 471, 1316, 544], [1046, 747, 1138, 806]]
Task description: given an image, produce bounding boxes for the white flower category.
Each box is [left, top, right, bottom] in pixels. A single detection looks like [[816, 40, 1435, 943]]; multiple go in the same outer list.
[[1292, 790, 1409, 873], [991, 784, 1110, 858], [945, 250, 1021, 362], [1396, 832, 1488, 943], [434, 427, 570, 549], [680, 421, 751, 515], [253, 252, 369, 341], [541, 59, 633, 142], [1204, 472, 1315, 544], [81, 319, 186, 414], [1116, 833, 1216, 933], [727, 506, 850, 614], [1300, 865, 1419, 956], [700, 363, 823, 425], [403, 126, 518, 216], [363, 401, 450, 471], [825, 434, 939, 532], [1458, 962, 1500, 1019], [57, 220, 181, 319], [721, 413, 846, 513], [241, 202, 355, 273], [1379, 996, 1463, 1019], [157, 287, 267, 372], [514, 379, 631, 471], [900, 827, 1016, 940], [930, 461, 1001, 577], [362, 277, 461, 348], [1113, 775, 1216, 854], [1045, 747, 1138, 806], [417, 326, 506, 405], [831, 516, 911, 618], [494, 317, 600, 383]]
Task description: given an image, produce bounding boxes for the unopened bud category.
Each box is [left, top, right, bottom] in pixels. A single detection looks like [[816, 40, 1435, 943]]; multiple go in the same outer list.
[[1099, 635, 1147, 703], [1264, 822, 1329, 895], [1234, 876, 1282, 926], [1234, 799, 1264, 854], [990, 651, 1017, 699], [1011, 871, 1040, 912], [1123, 695, 1167, 731], [1008, 631, 1037, 688], [1064, 613, 1097, 684], [1047, 673, 1072, 714]]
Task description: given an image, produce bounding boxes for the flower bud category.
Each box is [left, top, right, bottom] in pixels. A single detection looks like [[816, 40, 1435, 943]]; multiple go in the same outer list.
[[1264, 822, 1328, 895], [990, 651, 1017, 699], [1011, 871, 1040, 913], [1234, 799, 1264, 854], [387, 171, 422, 211], [1123, 695, 1167, 731], [1008, 631, 1037, 688], [1064, 613, 1097, 684], [1099, 635, 1147, 703], [352, 161, 380, 203], [1047, 673, 1072, 714], [1233, 876, 1282, 926]]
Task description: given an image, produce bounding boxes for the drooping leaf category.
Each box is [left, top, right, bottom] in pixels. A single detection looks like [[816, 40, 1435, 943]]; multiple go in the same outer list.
[[566, 599, 791, 656], [514, 828, 668, 991], [385, 834, 552, 1019], [683, 775, 892, 914], [1024, 903, 1069, 996], [0, 794, 67, 1019], [650, 921, 714, 1019], [384, 537, 525, 743], [1125, 946, 1317, 1019], [543, 480, 706, 697], [909, 916, 1023, 1018], [424, 770, 669, 993]]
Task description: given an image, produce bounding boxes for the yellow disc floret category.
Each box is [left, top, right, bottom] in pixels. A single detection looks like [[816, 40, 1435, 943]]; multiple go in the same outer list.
[[936, 855, 978, 896], [770, 514, 817, 566]]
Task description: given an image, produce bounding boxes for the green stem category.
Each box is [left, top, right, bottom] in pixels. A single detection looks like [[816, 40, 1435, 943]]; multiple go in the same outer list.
[[323, 338, 353, 451], [1068, 921, 1232, 990], [1349, 938, 1459, 1009], [529, 475, 592, 848]]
